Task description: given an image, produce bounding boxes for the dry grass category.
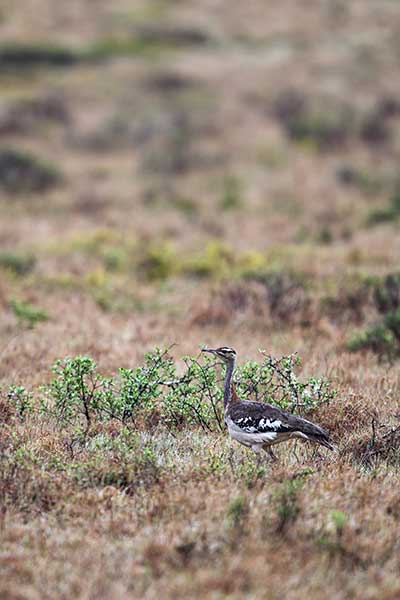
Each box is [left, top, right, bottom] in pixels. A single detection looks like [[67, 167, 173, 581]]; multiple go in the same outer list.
[[1, 1, 400, 598]]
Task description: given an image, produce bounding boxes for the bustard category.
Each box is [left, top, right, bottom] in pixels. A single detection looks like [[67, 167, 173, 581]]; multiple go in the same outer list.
[[202, 346, 335, 460]]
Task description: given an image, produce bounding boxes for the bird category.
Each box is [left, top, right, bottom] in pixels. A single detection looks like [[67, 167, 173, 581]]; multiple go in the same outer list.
[[201, 346, 336, 461]]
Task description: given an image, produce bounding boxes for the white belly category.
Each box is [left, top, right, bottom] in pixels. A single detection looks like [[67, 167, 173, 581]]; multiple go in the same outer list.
[[226, 415, 278, 447], [225, 415, 309, 448]]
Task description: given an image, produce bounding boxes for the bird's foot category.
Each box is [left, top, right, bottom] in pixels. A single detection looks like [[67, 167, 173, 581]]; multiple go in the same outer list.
[[227, 447, 236, 474], [266, 447, 278, 462]]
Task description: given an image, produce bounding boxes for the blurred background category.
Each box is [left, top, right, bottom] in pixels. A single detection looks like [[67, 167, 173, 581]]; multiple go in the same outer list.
[[1, 0, 400, 379]]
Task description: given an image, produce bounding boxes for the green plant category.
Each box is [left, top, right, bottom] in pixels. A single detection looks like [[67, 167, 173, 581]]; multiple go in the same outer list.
[[347, 324, 396, 357], [117, 348, 176, 422], [347, 273, 400, 358], [138, 242, 178, 281], [184, 241, 236, 278], [0, 252, 36, 275], [316, 510, 365, 568], [42, 356, 105, 431], [71, 432, 161, 491], [11, 299, 48, 328], [0, 43, 82, 69], [331, 510, 347, 533], [236, 352, 335, 412], [226, 495, 248, 531], [245, 270, 310, 323], [7, 385, 34, 419], [41, 349, 336, 435], [274, 476, 304, 533], [0, 149, 62, 194], [162, 355, 224, 432], [351, 416, 400, 468], [367, 188, 400, 225], [219, 175, 243, 210], [285, 107, 353, 150], [336, 165, 385, 197]]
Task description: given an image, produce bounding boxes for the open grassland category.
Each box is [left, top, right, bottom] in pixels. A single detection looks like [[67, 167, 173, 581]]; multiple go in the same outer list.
[[1, 1, 400, 598]]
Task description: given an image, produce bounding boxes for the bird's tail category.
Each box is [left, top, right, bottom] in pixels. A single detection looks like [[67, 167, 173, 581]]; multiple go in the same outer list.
[[312, 435, 338, 452]]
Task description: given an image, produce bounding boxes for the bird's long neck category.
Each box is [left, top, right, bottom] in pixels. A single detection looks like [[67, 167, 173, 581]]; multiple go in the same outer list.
[[223, 360, 235, 410]]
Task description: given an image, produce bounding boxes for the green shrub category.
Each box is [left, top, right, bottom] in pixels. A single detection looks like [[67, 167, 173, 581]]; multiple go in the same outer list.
[[75, 433, 160, 491], [43, 356, 103, 429], [336, 165, 385, 197], [374, 272, 400, 313], [11, 299, 48, 328], [0, 252, 36, 275], [226, 496, 248, 531], [41, 348, 336, 434], [331, 510, 347, 534], [219, 175, 243, 210], [184, 241, 235, 278], [137, 242, 178, 280], [287, 110, 352, 149], [237, 352, 334, 412], [288, 108, 352, 150], [367, 189, 400, 225], [347, 273, 400, 358], [274, 476, 304, 533], [117, 349, 176, 421], [0, 149, 62, 194], [0, 43, 81, 69], [7, 385, 34, 419], [347, 324, 396, 357], [245, 270, 310, 323], [162, 355, 224, 432]]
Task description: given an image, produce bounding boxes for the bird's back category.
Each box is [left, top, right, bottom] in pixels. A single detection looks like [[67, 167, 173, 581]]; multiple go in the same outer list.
[[227, 399, 330, 439]]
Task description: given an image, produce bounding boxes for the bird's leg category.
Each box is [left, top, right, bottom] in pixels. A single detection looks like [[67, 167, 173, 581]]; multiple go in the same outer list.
[[292, 441, 301, 464], [227, 446, 236, 474], [251, 444, 263, 469], [265, 446, 278, 462]]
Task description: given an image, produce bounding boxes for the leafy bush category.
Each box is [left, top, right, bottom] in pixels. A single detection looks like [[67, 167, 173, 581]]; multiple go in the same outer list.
[[219, 175, 243, 210], [347, 324, 397, 357], [137, 242, 178, 281], [374, 273, 400, 313], [72, 432, 161, 491], [7, 386, 34, 420], [184, 241, 236, 278], [226, 496, 248, 533], [274, 91, 353, 150], [248, 271, 310, 324], [0, 94, 70, 136], [351, 416, 400, 468], [367, 189, 400, 225], [0, 149, 62, 194], [336, 165, 385, 197], [286, 109, 352, 149], [359, 96, 400, 146], [271, 470, 313, 535], [11, 299, 48, 328], [43, 356, 108, 431], [347, 273, 400, 358], [40, 348, 335, 434], [0, 252, 36, 275], [236, 352, 334, 412], [0, 43, 81, 69]]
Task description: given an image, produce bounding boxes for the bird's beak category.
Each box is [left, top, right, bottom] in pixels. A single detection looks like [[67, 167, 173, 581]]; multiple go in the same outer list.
[[202, 348, 217, 355]]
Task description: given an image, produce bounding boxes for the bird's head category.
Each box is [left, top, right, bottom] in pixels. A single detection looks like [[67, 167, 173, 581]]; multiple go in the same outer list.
[[202, 346, 237, 364]]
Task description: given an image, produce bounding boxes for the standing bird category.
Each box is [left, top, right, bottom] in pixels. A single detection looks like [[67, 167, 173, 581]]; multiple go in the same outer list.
[[202, 346, 335, 460]]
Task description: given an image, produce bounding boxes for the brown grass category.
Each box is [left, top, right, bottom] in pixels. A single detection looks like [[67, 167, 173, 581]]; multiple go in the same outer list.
[[1, 1, 400, 598]]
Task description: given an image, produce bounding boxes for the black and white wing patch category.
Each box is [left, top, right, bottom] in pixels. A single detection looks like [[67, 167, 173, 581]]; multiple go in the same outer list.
[[227, 401, 293, 434], [226, 400, 335, 450], [232, 414, 291, 434]]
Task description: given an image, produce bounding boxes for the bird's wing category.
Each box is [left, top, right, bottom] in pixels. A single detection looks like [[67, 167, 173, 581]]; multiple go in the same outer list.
[[228, 401, 329, 437]]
